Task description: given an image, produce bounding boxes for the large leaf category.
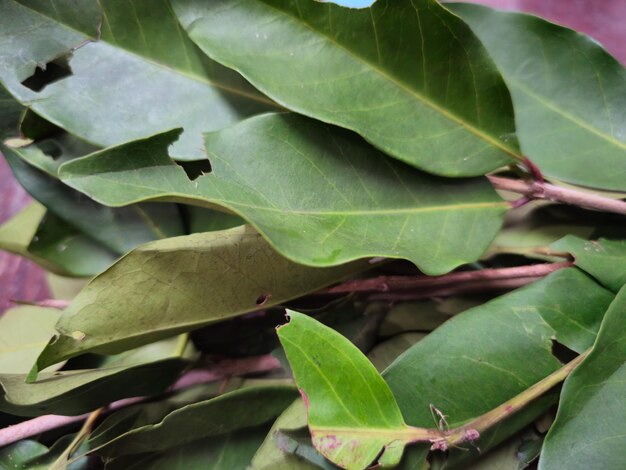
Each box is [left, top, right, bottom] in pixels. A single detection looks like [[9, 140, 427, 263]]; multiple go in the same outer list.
[[59, 113, 507, 274], [31, 226, 366, 375], [1, 337, 191, 417], [277, 311, 438, 470], [450, 3, 626, 191], [382, 268, 615, 468], [173, 0, 521, 176], [96, 385, 297, 457], [551, 235, 626, 293], [2, 141, 185, 255], [539, 285, 626, 469], [0, 0, 278, 159], [0, 306, 61, 374]]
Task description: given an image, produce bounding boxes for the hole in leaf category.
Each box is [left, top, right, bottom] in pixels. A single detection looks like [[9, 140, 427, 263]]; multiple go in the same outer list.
[[256, 293, 271, 306], [176, 159, 212, 181], [21, 56, 73, 92], [551, 339, 578, 363]]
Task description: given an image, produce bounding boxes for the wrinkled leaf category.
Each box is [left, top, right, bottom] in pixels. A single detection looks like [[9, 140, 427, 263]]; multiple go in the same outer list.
[[0, 0, 277, 159], [174, 0, 521, 176], [383, 268, 614, 468], [96, 385, 297, 457], [32, 226, 366, 374], [450, 4, 626, 190], [59, 113, 507, 274], [1, 337, 191, 417], [539, 285, 626, 469], [0, 306, 61, 374], [551, 235, 626, 293], [278, 311, 437, 470]]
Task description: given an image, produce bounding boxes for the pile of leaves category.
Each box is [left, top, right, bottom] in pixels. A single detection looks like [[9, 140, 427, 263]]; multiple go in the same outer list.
[[1, 0, 625, 468]]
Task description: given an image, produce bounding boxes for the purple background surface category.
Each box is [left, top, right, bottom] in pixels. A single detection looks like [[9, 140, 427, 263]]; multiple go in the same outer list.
[[1, 0, 625, 312]]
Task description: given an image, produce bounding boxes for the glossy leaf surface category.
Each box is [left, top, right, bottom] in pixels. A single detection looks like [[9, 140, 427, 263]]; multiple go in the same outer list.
[[451, 3, 626, 190], [539, 286, 626, 469], [0, 0, 278, 159], [278, 311, 434, 469], [174, 0, 521, 176], [32, 226, 366, 374], [59, 113, 507, 274]]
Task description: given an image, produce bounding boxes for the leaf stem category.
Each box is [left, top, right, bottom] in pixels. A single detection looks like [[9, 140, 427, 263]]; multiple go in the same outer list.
[[431, 349, 589, 450], [317, 262, 572, 295], [488, 175, 626, 215]]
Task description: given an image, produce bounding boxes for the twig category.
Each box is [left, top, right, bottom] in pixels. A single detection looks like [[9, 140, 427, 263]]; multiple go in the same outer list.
[[0, 355, 281, 447], [317, 262, 572, 295], [430, 350, 588, 451], [488, 175, 626, 215]]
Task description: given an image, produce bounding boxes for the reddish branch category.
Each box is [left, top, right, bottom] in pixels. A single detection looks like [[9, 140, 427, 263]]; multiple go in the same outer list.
[[318, 261, 573, 297], [0, 354, 281, 447], [488, 175, 626, 215]]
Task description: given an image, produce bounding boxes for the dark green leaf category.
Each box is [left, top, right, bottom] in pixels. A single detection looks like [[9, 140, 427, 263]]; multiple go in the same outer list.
[[0, 83, 23, 139], [551, 235, 626, 293], [3, 141, 185, 256], [59, 114, 508, 274], [32, 226, 366, 374], [539, 285, 626, 469], [174, 0, 521, 176], [450, 3, 626, 191], [97, 385, 297, 457], [1, 337, 191, 417], [0, 0, 277, 159], [383, 268, 614, 467]]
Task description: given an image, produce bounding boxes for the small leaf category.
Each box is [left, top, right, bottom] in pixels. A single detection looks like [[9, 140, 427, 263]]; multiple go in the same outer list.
[[59, 114, 508, 274], [277, 311, 437, 470], [174, 0, 521, 176], [0, 306, 61, 374], [539, 285, 626, 469], [450, 3, 626, 191], [32, 226, 366, 374], [551, 235, 626, 293]]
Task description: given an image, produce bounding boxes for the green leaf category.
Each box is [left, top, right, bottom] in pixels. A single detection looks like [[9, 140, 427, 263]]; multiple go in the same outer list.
[[0, 306, 61, 374], [0, 440, 49, 468], [0, 0, 278, 159], [382, 268, 614, 468], [3, 141, 185, 256], [32, 226, 366, 374], [173, 0, 521, 176], [539, 285, 626, 469], [1, 337, 190, 417], [249, 398, 319, 470], [28, 212, 118, 277], [104, 425, 271, 470], [551, 235, 626, 293], [0, 83, 23, 139], [59, 113, 507, 274], [96, 385, 297, 457], [450, 3, 626, 191], [368, 332, 426, 372], [277, 311, 437, 470]]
